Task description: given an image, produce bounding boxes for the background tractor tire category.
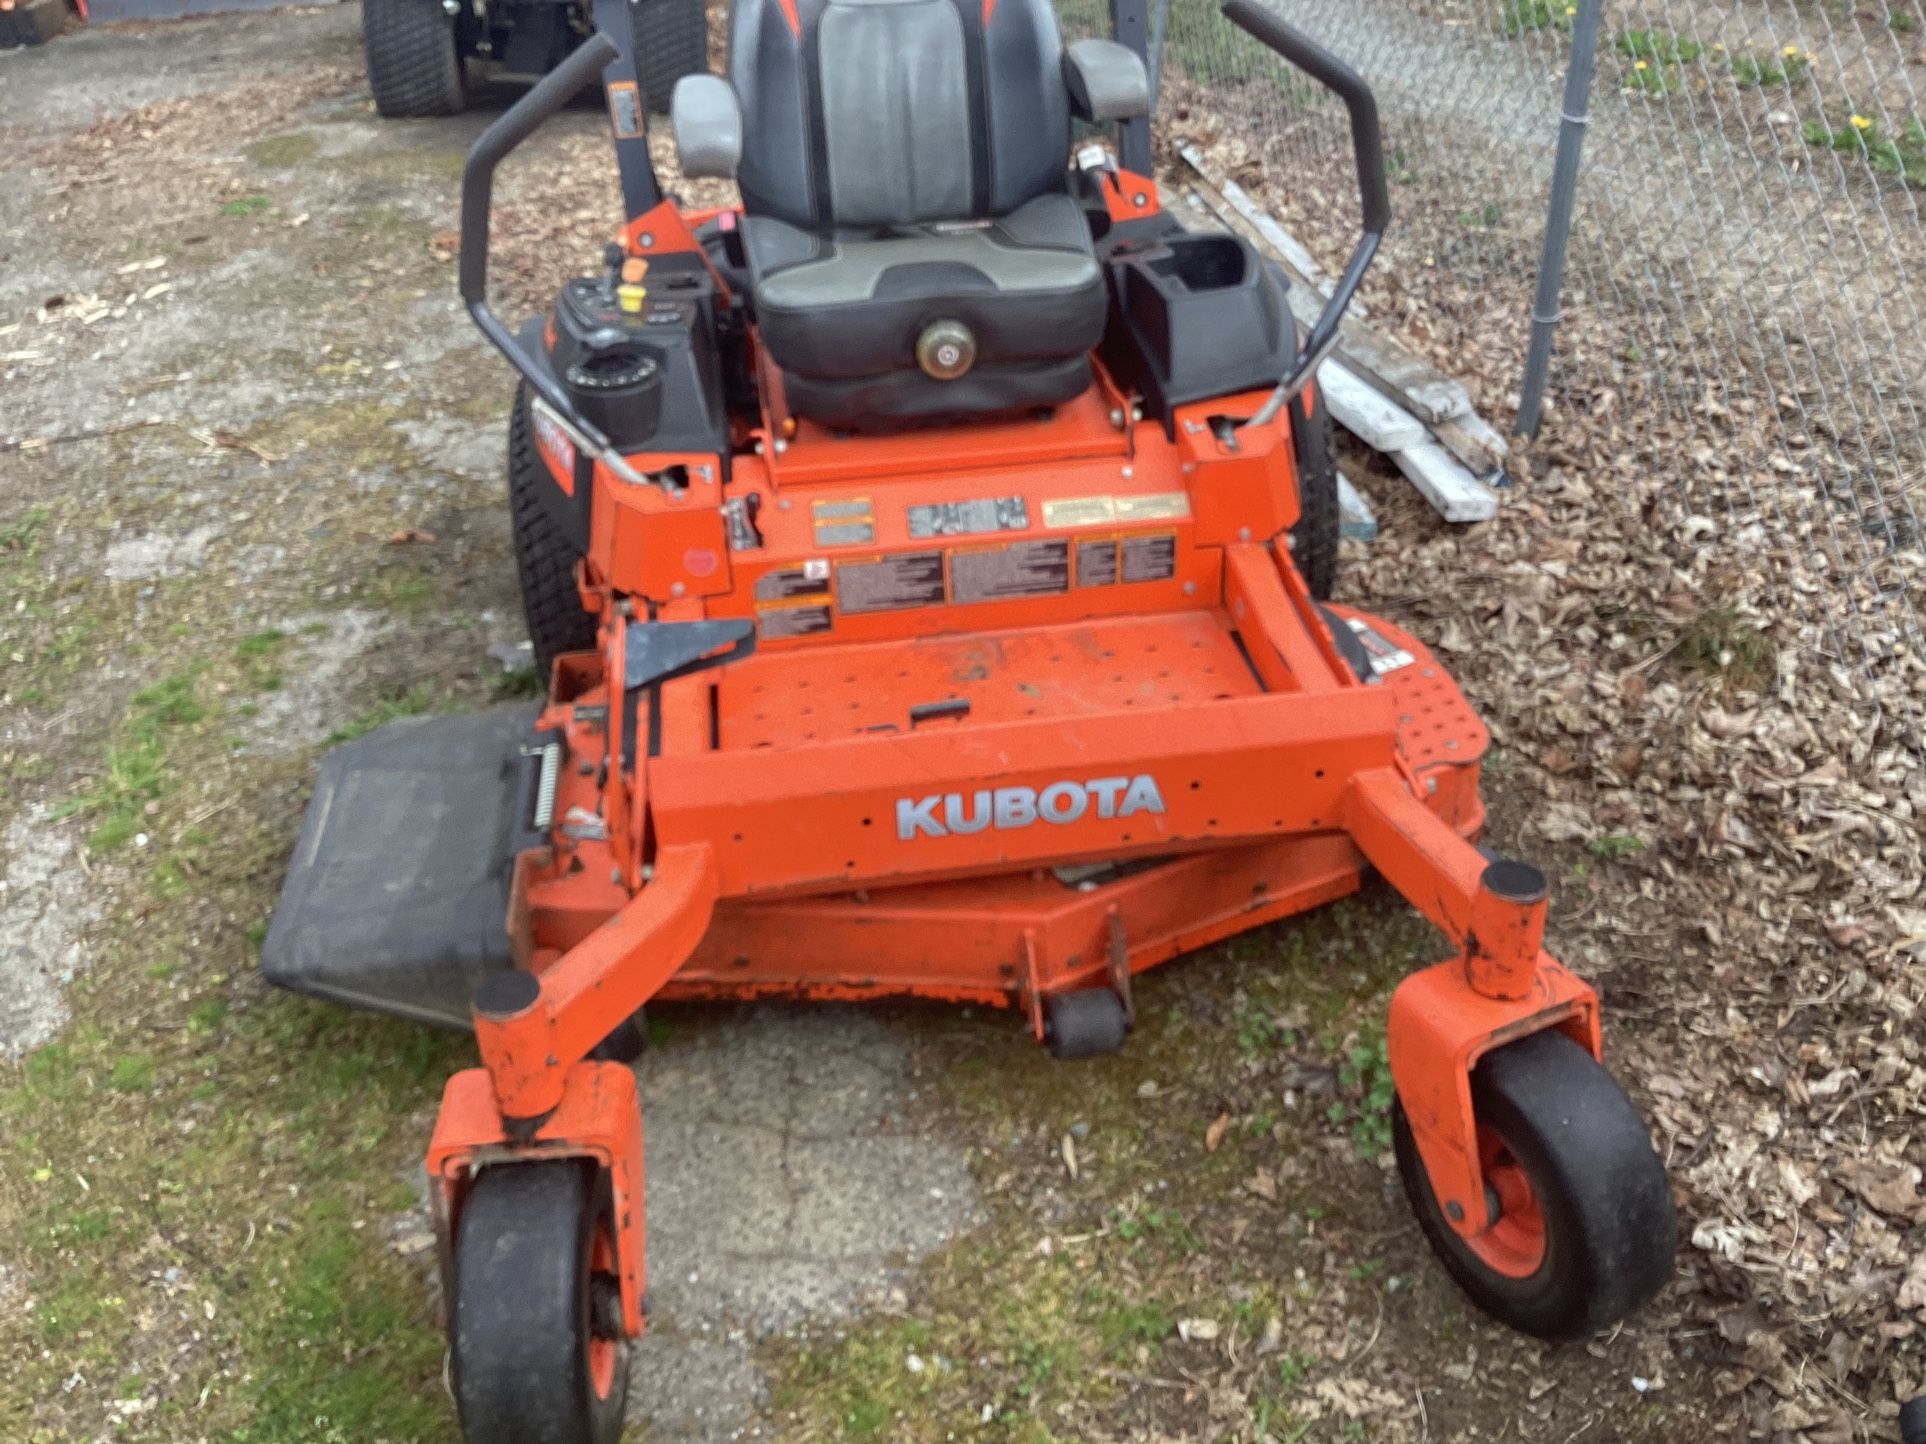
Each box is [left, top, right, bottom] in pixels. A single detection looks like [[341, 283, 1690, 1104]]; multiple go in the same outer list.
[[1288, 386, 1339, 601], [508, 385, 598, 678], [363, 0, 467, 117], [632, 0, 710, 111]]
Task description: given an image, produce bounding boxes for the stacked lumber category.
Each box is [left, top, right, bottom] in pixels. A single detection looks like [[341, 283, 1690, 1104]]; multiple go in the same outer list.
[[1174, 147, 1510, 526]]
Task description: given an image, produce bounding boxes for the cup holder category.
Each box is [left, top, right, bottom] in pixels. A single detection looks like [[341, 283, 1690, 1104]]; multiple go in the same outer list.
[[1147, 234, 1250, 293]]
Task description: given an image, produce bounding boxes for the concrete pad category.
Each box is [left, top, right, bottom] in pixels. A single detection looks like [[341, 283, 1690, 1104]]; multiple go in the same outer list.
[[0, 808, 96, 1060], [629, 1005, 979, 1441]]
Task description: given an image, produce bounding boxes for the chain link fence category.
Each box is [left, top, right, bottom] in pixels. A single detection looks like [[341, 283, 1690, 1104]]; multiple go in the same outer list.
[[1109, 0, 1926, 696]]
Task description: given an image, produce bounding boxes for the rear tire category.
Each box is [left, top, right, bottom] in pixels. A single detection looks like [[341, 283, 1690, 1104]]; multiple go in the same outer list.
[[1288, 387, 1339, 601], [632, 0, 710, 111], [452, 1161, 629, 1444], [508, 385, 598, 679], [1393, 1030, 1676, 1341], [362, 0, 467, 118]]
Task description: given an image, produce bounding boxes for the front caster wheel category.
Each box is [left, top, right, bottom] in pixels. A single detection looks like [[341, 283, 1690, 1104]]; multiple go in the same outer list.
[[1393, 1029, 1676, 1342], [452, 1160, 629, 1444], [1044, 989, 1128, 1060]]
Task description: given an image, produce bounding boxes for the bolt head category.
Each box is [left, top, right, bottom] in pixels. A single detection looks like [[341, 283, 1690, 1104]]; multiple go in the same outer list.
[[1446, 1201, 1465, 1222]]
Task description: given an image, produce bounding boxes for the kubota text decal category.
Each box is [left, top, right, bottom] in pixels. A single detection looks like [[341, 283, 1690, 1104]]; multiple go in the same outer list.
[[896, 775, 1167, 840]]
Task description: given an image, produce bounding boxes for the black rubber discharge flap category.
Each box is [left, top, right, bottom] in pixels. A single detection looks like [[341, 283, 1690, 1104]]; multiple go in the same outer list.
[[262, 703, 541, 1029]]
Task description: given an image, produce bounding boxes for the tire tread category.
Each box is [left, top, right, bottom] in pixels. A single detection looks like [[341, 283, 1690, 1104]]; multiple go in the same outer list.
[[508, 386, 598, 679], [363, 0, 465, 118], [1289, 388, 1339, 601]]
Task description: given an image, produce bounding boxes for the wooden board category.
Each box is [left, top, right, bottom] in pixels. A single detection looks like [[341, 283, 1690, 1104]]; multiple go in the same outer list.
[[1432, 409, 1511, 478], [1393, 442, 1498, 523], [1317, 361, 1429, 452]]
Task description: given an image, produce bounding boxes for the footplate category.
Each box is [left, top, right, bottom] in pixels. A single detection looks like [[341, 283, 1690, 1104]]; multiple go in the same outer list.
[[262, 703, 545, 1028]]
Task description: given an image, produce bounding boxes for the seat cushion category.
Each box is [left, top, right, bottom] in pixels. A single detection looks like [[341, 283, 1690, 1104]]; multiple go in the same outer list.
[[746, 191, 1107, 381]]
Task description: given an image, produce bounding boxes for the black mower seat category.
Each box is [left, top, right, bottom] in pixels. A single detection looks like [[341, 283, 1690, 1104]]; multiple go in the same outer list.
[[671, 0, 1147, 429], [742, 193, 1106, 382]]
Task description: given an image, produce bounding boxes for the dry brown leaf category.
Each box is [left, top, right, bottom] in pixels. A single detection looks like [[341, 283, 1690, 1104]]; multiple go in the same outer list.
[[1203, 1112, 1230, 1153]]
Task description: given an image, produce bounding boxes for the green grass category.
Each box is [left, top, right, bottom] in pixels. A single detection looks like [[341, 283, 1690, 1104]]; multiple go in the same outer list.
[[0, 508, 50, 559], [52, 669, 209, 850], [1668, 603, 1774, 689], [1329, 1030, 1397, 1157], [1729, 46, 1812, 88], [325, 682, 435, 745], [0, 969, 465, 1437], [220, 193, 272, 217], [236, 628, 290, 692], [1614, 27, 1703, 63], [1587, 833, 1646, 860], [1500, 0, 1575, 38], [1804, 111, 1926, 189]]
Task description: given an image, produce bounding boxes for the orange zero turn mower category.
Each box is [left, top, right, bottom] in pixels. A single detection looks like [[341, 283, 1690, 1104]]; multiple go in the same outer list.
[[264, 1, 1676, 1436]]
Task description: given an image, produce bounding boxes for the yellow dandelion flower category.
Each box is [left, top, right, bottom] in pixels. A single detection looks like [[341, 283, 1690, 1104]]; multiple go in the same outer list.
[[1564, 4, 1575, 13], [1804, 50, 1815, 60], [1782, 43, 1799, 56], [1850, 113, 1873, 129], [1635, 59, 1648, 69]]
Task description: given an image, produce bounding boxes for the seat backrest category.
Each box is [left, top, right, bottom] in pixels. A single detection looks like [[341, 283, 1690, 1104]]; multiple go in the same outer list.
[[729, 0, 1071, 232]]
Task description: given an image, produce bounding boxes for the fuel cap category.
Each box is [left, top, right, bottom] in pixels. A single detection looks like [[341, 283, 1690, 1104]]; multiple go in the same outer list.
[[916, 319, 976, 381]]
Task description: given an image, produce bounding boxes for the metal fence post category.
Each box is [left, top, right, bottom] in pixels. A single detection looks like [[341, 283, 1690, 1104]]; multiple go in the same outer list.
[[1516, 0, 1603, 440]]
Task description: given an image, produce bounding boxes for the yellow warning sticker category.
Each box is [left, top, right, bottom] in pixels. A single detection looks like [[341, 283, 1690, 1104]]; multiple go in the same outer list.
[[812, 496, 875, 547], [1115, 491, 1191, 522], [1041, 496, 1117, 528]]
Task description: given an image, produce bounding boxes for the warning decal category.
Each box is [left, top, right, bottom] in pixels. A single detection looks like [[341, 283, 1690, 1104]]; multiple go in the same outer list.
[[951, 539, 1069, 605], [754, 561, 831, 603], [759, 604, 833, 640], [1120, 533, 1177, 583], [837, 551, 946, 613], [1345, 617, 1417, 675], [1075, 533, 1176, 587], [813, 497, 876, 548], [907, 496, 1029, 539], [1075, 538, 1119, 587]]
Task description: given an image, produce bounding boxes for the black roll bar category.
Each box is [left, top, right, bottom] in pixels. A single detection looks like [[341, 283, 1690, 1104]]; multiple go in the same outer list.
[[459, 33, 652, 485], [1220, 0, 1391, 427]]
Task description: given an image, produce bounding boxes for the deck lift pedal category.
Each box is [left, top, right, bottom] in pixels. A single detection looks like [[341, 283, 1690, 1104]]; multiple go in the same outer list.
[[264, 1, 1677, 1437]]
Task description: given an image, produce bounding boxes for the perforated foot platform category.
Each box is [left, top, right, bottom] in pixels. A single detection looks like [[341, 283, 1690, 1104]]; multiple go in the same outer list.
[[262, 703, 541, 1029]]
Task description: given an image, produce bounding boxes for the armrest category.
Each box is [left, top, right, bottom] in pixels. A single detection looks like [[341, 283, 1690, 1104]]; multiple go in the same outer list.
[[670, 75, 742, 180], [1063, 38, 1150, 124]]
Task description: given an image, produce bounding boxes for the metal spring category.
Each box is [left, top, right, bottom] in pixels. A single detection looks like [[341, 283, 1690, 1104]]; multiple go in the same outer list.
[[533, 742, 562, 831]]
